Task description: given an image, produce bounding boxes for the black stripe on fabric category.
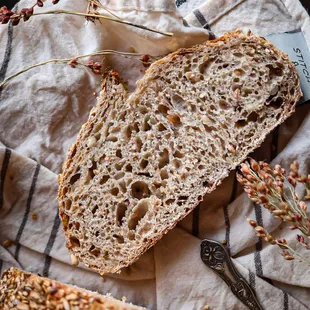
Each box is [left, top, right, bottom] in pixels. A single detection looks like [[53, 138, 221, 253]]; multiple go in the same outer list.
[[0, 4, 17, 94], [254, 203, 264, 278], [182, 18, 189, 27], [0, 259, 3, 275], [223, 173, 238, 256], [192, 204, 200, 237], [193, 9, 211, 30], [14, 163, 40, 260], [43, 255, 52, 278], [223, 205, 231, 256], [43, 209, 61, 277], [249, 270, 256, 290], [0, 148, 11, 209], [271, 126, 279, 161], [176, 0, 187, 7], [283, 292, 289, 310]]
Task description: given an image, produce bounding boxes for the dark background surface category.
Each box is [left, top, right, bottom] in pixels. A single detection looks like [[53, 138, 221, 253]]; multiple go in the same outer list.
[[2, 0, 310, 12]]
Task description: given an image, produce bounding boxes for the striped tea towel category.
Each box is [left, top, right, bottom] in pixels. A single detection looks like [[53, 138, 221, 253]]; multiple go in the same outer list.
[[0, 0, 310, 309]]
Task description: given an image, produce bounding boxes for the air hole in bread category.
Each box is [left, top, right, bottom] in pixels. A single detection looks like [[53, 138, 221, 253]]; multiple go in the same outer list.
[[135, 137, 143, 152], [123, 126, 132, 141], [116, 202, 128, 225], [65, 199, 72, 210], [142, 117, 151, 131], [270, 97, 284, 109], [242, 88, 252, 97], [267, 64, 283, 78], [107, 135, 118, 142], [133, 123, 140, 133], [174, 150, 184, 158], [166, 199, 175, 205], [115, 172, 125, 180], [128, 231, 135, 240], [247, 112, 258, 122], [100, 175, 109, 185], [115, 163, 123, 171], [116, 149, 122, 158], [125, 164, 133, 172], [69, 173, 81, 185], [88, 161, 97, 179], [158, 149, 170, 169], [158, 123, 167, 131], [167, 114, 181, 126], [92, 205, 99, 214], [113, 234, 124, 244], [172, 159, 182, 169], [199, 59, 212, 74], [119, 181, 127, 193], [111, 188, 119, 196], [235, 119, 248, 128], [160, 169, 169, 180], [171, 94, 185, 109], [128, 199, 149, 230], [140, 159, 149, 169], [89, 245, 100, 257], [219, 100, 229, 110], [131, 181, 151, 199], [69, 236, 80, 248], [158, 104, 169, 115]]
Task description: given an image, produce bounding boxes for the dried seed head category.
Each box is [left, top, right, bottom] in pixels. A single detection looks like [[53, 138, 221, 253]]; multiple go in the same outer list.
[[247, 219, 258, 228], [289, 225, 299, 230], [255, 226, 265, 233], [290, 161, 299, 173], [37, 0, 44, 7], [240, 163, 250, 175], [272, 209, 286, 216], [249, 158, 259, 171], [288, 176, 296, 187], [11, 17, 20, 26], [299, 201, 308, 212], [284, 215, 295, 222], [3, 239, 13, 247], [284, 254, 294, 261], [264, 234, 275, 244], [297, 234, 305, 243], [277, 238, 287, 244], [256, 182, 266, 193], [298, 175, 307, 183]]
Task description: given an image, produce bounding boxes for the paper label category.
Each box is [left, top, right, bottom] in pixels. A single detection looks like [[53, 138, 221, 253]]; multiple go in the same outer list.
[[266, 30, 310, 105]]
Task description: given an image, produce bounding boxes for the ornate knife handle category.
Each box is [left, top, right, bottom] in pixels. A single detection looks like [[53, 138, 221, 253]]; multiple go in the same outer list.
[[201, 239, 263, 310]]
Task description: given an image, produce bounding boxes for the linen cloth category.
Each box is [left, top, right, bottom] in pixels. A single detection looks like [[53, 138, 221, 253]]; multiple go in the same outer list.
[[0, 0, 310, 309]]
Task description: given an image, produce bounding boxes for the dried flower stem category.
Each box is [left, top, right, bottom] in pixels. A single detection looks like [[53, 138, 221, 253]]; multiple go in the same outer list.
[[248, 219, 310, 266], [241, 159, 310, 265], [88, 0, 121, 20], [22, 9, 172, 36], [0, 50, 157, 88]]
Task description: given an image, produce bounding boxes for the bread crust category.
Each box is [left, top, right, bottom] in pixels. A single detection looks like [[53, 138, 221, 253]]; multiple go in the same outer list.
[[58, 30, 302, 275], [0, 267, 145, 309]]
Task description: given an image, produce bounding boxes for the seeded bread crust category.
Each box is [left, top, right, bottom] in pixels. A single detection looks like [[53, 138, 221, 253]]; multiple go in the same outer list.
[[58, 30, 302, 275], [0, 267, 145, 310]]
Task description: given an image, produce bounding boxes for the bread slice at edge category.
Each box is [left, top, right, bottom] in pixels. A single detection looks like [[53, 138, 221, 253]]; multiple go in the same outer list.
[[0, 267, 145, 309]]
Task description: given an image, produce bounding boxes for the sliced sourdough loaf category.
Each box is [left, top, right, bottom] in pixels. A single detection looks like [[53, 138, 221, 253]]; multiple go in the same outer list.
[[58, 30, 302, 275], [0, 267, 144, 309]]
